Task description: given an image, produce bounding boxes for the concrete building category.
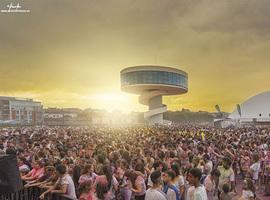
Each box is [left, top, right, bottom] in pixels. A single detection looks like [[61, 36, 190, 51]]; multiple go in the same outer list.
[[0, 96, 43, 125], [121, 65, 188, 125], [44, 108, 80, 119]]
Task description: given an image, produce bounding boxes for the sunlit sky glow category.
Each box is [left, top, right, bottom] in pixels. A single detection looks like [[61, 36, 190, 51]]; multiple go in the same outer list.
[[0, 0, 270, 113]]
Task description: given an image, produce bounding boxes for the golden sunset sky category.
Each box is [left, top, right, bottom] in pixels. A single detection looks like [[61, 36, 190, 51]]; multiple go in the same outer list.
[[0, 0, 269, 113]]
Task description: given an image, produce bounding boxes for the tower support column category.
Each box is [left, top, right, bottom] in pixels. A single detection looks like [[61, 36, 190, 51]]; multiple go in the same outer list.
[[147, 95, 163, 125]]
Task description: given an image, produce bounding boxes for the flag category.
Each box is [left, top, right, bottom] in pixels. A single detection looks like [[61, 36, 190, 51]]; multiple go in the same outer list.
[[201, 132, 205, 141]]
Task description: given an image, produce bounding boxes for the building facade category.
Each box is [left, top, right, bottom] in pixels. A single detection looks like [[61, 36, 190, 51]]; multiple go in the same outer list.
[[121, 65, 188, 125], [0, 96, 43, 125]]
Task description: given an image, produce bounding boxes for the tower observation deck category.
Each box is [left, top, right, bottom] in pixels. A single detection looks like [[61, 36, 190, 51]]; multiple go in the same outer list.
[[121, 65, 188, 125]]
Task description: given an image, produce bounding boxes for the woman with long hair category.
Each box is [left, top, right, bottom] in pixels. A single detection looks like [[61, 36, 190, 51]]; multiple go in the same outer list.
[[116, 160, 132, 200], [125, 170, 146, 200], [78, 180, 95, 200], [94, 165, 118, 200]]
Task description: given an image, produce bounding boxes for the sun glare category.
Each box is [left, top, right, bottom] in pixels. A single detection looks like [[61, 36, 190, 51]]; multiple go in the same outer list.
[[82, 92, 143, 113], [89, 93, 128, 101]]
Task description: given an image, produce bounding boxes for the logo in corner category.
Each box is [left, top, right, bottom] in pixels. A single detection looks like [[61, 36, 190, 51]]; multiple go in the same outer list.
[[1, 2, 30, 13]]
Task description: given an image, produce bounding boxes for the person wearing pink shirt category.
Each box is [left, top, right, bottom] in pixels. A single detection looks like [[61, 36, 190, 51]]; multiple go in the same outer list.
[[79, 164, 97, 185], [22, 160, 44, 181]]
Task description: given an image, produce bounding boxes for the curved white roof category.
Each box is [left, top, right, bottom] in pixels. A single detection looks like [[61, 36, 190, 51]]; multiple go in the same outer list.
[[229, 91, 270, 121]]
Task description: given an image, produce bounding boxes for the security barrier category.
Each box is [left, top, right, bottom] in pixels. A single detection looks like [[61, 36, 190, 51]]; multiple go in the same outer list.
[[0, 186, 74, 200]]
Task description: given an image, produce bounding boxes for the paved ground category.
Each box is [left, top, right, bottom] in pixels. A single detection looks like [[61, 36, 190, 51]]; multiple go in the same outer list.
[[232, 177, 270, 200]]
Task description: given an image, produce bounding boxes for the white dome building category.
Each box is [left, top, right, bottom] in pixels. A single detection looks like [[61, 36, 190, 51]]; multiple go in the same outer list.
[[229, 91, 270, 124]]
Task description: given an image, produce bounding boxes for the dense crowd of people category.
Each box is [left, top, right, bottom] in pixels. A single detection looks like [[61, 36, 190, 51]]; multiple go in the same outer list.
[[0, 125, 270, 200]]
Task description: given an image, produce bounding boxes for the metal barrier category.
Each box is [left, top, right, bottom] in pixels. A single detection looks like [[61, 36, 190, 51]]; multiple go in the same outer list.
[[0, 186, 75, 200]]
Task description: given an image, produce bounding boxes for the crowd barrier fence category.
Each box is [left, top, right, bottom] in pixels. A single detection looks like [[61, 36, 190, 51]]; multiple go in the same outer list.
[[0, 186, 74, 200]]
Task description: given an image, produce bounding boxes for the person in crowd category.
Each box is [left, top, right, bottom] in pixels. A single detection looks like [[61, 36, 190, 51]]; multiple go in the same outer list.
[[249, 153, 261, 185], [145, 171, 167, 200], [115, 159, 132, 200], [203, 154, 213, 175], [186, 168, 207, 200], [240, 178, 256, 200], [145, 151, 155, 175], [171, 162, 185, 199], [220, 183, 232, 200], [17, 156, 30, 174], [79, 164, 97, 185], [217, 157, 235, 196], [24, 166, 56, 188], [73, 158, 84, 188], [22, 160, 44, 181], [147, 160, 167, 188], [240, 150, 251, 178], [95, 175, 111, 200], [264, 150, 270, 195], [0, 125, 270, 200], [94, 165, 119, 200], [39, 164, 77, 199], [204, 169, 220, 200], [126, 170, 146, 200], [163, 170, 180, 200], [78, 180, 95, 200]]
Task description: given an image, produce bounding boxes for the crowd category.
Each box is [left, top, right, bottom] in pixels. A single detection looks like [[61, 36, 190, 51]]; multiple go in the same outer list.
[[0, 125, 270, 200]]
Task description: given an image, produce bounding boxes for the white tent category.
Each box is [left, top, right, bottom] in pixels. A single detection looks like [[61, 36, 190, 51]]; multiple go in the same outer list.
[[229, 91, 270, 123]]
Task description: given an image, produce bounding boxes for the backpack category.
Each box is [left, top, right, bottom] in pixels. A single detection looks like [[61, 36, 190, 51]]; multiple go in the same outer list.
[[163, 184, 180, 200], [200, 174, 207, 184]]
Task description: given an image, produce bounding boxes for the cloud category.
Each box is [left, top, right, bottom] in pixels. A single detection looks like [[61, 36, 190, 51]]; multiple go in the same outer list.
[[0, 0, 269, 112], [182, 0, 270, 35]]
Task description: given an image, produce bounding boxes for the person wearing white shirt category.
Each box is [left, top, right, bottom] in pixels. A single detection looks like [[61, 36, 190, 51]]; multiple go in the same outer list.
[[249, 153, 260, 184], [218, 157, 234, 194], [187, 168, 208, 200], [147, 161, 164, 188], [145, 171, 167, 200], [203, 154, 213, 175]]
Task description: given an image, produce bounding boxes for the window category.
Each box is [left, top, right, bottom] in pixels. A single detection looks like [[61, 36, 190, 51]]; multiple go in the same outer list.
[[152, 71, 158, 83], [121, 71, 187, 87]]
